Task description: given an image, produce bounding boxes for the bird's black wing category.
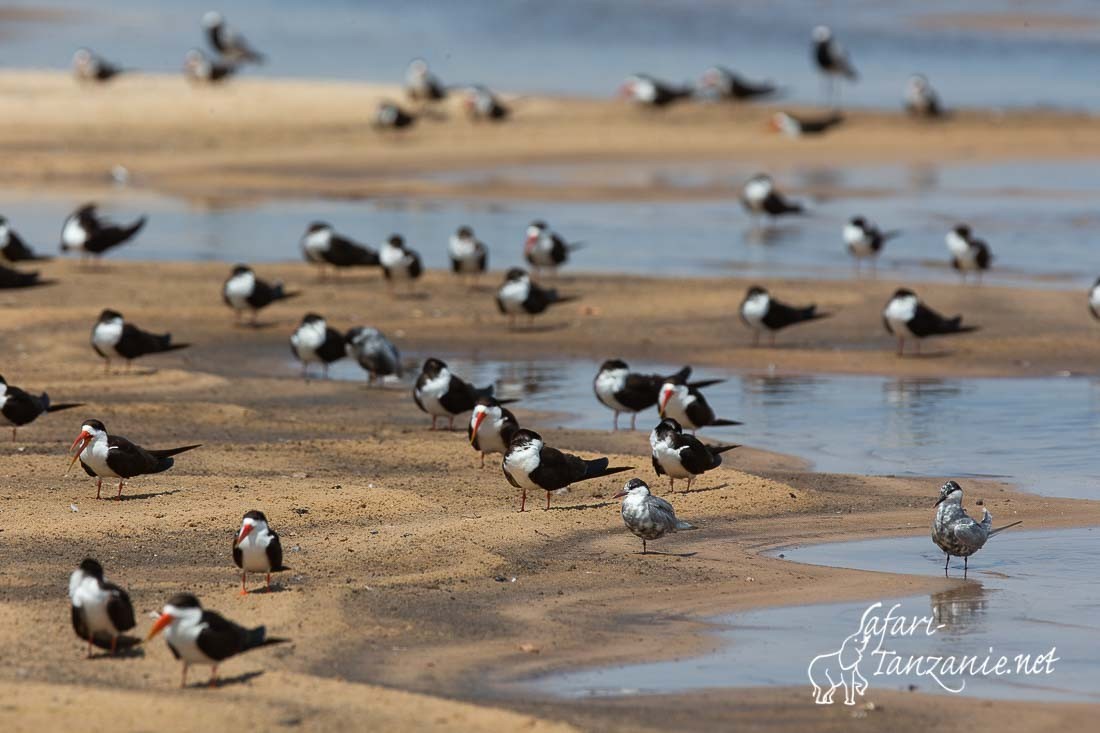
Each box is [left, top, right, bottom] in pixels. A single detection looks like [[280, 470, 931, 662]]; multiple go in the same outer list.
[[266, 531, 286, 571], [195, 610, 251, 661], [762, 299, 821, 330], [0, 385, 45, 425], [103, 582, 136, 632], [116, 323, 174, 358], [326, 235, 379, 267], [675, 433, 720, 474], [616, 373, 663, 412], [105, 435, 165, 477], [529, 445, 588, 491]]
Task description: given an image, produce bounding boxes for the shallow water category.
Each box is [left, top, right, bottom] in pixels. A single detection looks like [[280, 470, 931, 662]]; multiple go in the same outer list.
[[3, 157, 1099, 284], [534, 528, 1100, 702], [318, 354, 1100, 500], [4, 0, 1100, 110]]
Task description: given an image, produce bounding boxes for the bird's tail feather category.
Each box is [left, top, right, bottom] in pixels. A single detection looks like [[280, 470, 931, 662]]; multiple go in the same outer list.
[[709, 418, 743, 427], [710, 444, 740, 455], [148, 444, 201, 459], [675, 520, 697, 531], [687, 378, 725, 389], [581, 458, 633, 481], [46, 401, 83, 413], [989, 520, 1023, 537], [243, 625, 289, 651]]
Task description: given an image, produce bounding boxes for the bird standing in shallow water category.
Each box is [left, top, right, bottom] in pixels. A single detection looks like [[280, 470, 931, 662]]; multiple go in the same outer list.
[[615, 478, 697, 554], [932, 480, 1021, 576]]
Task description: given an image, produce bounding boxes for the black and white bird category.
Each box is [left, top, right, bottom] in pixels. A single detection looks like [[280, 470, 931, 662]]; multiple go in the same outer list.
[[0, 374, 81, 442], [468, 396, 520, 468], [739, 285, 828, 346], [202, 11, 264, 64], [345, 327, 402, 385], [91, 309, 189, 371], [698, 66, 776, 102], [448, 226, 488, 278], [374, 101, 416, 130], [812, 25, 857, 105], [769, 111, 844, 137], [932, 481, 1021, 576], [906, 74, 943, 118], [405, 58, 447, 102], [68, 418, 200, 500], [619, 74, 692, 107], [233, 510, 288, 594], [883, 288, 978, 356], [593, 362, 723, 431], [1, 215, 49, 262], [1088, 278, 1100, 320], [658, 377, 741, 433], [464, 85, 510, 121], [525, 220, 580, 273], [413, 358, 502, 430], [300, 222, 380, 276], [183, 49, 236, 84], [741, 174, 803, 221], [650, 418, 738, 492], [222, 264, 298, 324], [0, 263, 49, 290], [945, 224, 992, 281], [69, 558, 138, 657], [147, 593, 287, 688], [495, 268, 577, 327], [502, 428, 631, 511], [290, 313, 345, 379], [614, 478, 697, 554], [60, 204, 146, 260], [72, 48, 123, 83], [844, 216, 899, 271], [379, 235, 423, 288]]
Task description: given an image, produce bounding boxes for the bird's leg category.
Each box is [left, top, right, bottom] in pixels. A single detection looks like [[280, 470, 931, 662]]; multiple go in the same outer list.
[[612, 412, 619, 431], [181, 664, 189, 688], [519, 489, 527, 513], [111, 636, 118, 655], [944, 553, 950, 575], [87, 636, 94, 658], [266, 572, 272, 592], [209, 667, 218, 688], [116, 479, 124, 499], [687, 476, 694, 491], [430, 416, 438, 431], [669, 477, 675, 493], [630, 412, 637, 431], [545, 491, 551, 510], [240, 572, 248, 595], [642, 539, 647, 555], [96, 478, 102, 499], [448, 416, 455, 431], [479, 452, 485, 469], [752, 331, 759, 348], [963, 557, 968, 577], [10, 427, 15, 443], [897, 336, 904, 357]]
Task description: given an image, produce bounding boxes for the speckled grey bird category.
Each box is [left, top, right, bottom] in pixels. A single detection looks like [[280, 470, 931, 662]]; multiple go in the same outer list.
[[932, 480, 1021, 576], [614, 478, 696, 554]]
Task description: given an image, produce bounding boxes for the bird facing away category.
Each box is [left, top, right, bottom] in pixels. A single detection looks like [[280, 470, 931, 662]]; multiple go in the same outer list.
[[882, 288, 978, 356], [233, 510, 288, 594], [945, 224, 992, 282], [502, 428, 632, 511], [147, 592, 288, 688], [650, 417, 738, 492], [615, 478, 697, 554], [932, 481, 1021, 576], [739, 285, 828, 346], [90, 309, 189, 372], [0, 374, 82, 442], [69, 558, 138, 657], [345, 327, 402, 385], [449, 226, 488, 278], [68, 418, 200, 499], [222, 264, 299, 324]]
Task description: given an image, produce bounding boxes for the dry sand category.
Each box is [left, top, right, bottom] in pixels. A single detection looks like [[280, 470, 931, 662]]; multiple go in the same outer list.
[[4, 71, 1100, 204], [2, 260, 1100, 731]]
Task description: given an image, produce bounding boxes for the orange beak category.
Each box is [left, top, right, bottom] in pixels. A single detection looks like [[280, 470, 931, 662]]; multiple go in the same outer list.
[[66, 430, 91, 474], [767, 116, 782, 133], [146, 613, 174, 641], [524, 235, 537, 254], [236, 523, 253, 545], [658, 390, 671, 417], [470, 412, 486, 445]]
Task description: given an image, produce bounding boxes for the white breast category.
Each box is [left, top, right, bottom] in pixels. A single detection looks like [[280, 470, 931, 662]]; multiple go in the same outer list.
[[237, 529, 273, 572], [652, 439, 691, 478], [291, 321, 326, 363], [223, 272, 255, 310], [1090, 285, 1100, 312], [62, 216, 87, 249], [497, 278, 530, 313], [71, 576, 116, 634], [302, 229, 331, 261], [92, 318, 124, 351], [740, 294, 770, 330], [80, 435, 120, 478], [945, 231, 969, 257], [0, 222, 9, 246], [474, 412, 510, 455], [380, 244, 410, 276], [502, 442, 543, 490], [164, 620, 214, 665], [662, 389, 694, 425], [449, 235, 477, 261], [742, 178, 771, 208], [632, 79, 657, 103], [844, 223, 872, 255], [594, 368, 629, 412], [884, 296, 918, 336], [527, 237, 555, 266], [416, 369, 453, 416]]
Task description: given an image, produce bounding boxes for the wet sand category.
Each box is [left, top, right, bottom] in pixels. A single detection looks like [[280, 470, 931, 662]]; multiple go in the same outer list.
[[4, 71, 1100, 203], [2, 260, 1100, 731]]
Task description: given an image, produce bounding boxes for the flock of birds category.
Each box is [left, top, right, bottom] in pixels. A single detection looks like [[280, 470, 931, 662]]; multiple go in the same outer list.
[[3, 16, 1030, 688]]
